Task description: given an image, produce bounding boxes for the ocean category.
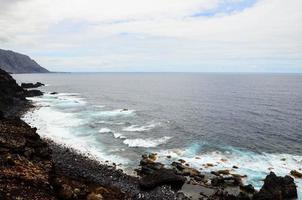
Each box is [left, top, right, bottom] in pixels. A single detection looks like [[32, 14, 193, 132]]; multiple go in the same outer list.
[[14, 73, 302, 196]]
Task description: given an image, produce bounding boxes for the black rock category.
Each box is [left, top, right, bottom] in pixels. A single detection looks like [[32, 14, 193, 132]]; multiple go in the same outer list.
[[240, 184, 255, 193], [211, 176, 225, 186], [139, 168, 186, 190], [0, 68, 27, 116], [21, 82, 45, 88], [25, 90, 43, 97], [253, 172, 297, 200]]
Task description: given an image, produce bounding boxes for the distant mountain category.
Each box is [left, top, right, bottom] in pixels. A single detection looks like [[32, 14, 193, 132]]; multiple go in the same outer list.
[[0, 49, 49, 73]]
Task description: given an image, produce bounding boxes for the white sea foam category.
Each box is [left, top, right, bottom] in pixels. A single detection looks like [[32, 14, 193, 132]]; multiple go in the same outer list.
[[99, 128, 112, 133], [22, 93, 130, 165], [29, 92, 86, 108], [99, 120, 125, 125], [95, 105, 106, 108], [123, 136, 171, 148], [122, 123, 159, 132], [94, 109, 135, 118], [113, 133, 126, 139], [157, 147, 302, 197]]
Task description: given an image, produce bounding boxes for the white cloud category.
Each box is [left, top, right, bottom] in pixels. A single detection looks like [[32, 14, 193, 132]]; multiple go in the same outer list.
[[0, 0, 301, 72]]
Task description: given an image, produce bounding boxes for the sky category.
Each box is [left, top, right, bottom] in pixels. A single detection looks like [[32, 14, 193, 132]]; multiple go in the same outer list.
[[0, 0, 301, 72]]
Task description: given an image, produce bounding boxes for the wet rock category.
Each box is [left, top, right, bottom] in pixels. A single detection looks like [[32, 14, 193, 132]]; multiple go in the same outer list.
[[172, 161, 186, 171], [240, 184, 255, 193], [253, 172, 297, 200], [139, 155, 164, 176], [203, 163, 214, 168], [25, 89, 43, 97], [217, 169, 230, 175], [148, 153, 157, 161], [211, 175, 243, 187], [181, 167, 201, 177], [211, 177, 225, 186], [21, 82, 45, 88], [140, 168, 186, 190], [290, 170, 302, 178]]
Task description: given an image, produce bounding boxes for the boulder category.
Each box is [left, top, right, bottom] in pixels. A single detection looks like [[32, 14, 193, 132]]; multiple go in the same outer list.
[[181, 167, 201, 177], [139, 168, 186, 190], [253, 172, 297, 200], [290, 170, 302, 178], [138, 154, 164, 175]]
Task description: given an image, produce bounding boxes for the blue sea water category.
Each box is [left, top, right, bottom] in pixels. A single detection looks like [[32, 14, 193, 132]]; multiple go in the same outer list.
[[14, 73, 302, 197]]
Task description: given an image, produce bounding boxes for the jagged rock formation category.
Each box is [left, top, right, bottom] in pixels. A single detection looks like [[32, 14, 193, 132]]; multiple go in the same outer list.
[[0, 68, 27, 117], [253, 172, 297, 200], [0, 49, 49, 74]]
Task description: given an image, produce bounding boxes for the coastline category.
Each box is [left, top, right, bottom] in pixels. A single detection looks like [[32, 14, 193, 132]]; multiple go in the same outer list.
[[1, 69, 300, 200]]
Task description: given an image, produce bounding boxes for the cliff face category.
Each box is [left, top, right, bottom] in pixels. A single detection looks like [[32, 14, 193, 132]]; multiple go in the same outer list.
[[0, 68, 27, 117], [0, 49, 49, 74]]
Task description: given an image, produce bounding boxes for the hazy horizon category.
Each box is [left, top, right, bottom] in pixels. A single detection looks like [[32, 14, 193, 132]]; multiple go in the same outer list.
[[1, 0, 302, 73]]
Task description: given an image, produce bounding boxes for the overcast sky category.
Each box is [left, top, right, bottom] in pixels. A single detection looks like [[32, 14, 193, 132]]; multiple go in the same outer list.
[[0, 0, 301, 72]]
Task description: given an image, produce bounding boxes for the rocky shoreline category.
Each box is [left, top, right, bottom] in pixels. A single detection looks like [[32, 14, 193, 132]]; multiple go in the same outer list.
[[0, 68, 300, 200]]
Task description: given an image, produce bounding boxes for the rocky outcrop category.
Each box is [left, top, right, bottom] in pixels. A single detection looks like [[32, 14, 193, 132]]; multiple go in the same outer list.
[[137, 154, 186, 190], [140, 168, 186, 190], [0, 68, 27, 117], [21, 82, 45, 88], [0, 49, 49, 74], [25, 89, 44, 97], [253, 172, 297, 200], [0, 68, 44, 117]]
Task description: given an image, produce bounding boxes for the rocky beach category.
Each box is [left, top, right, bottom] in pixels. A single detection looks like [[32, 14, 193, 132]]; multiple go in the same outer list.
[[0, 68, 300, 200]]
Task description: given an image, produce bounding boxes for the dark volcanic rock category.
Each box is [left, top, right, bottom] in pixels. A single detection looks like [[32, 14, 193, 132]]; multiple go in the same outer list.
[[253, 172, 297, 200], [0, 118, 55, 200], [240, 184, 255, 194], [21, 82, 45, 88], [290, 170, 302, 178], [0, 118, 127, 200], [0, 68, 44, 117], [25, 89, 44, 97], [140, 168, 186, 190], [0, 49, 49, 73], [0, 68, 27, 117]]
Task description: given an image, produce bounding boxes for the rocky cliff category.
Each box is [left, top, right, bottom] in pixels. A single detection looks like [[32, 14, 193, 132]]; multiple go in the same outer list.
[[0, 68, 27, 117], [0, 49, 49, 74]]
